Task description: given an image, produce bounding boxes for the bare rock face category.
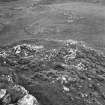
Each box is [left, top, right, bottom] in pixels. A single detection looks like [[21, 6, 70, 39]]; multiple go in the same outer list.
[[0, 38, 105, 105]]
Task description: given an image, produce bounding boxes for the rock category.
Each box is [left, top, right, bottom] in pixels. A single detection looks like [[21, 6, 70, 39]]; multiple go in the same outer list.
[[2, 93, 11, 105], [17, 94, 39, 105], [0, 89, 6, 99]]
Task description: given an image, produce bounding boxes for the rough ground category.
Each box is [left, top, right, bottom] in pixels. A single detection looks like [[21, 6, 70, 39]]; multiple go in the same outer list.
[[0, 0, 105, 105], [1, 39, 105, 105]]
